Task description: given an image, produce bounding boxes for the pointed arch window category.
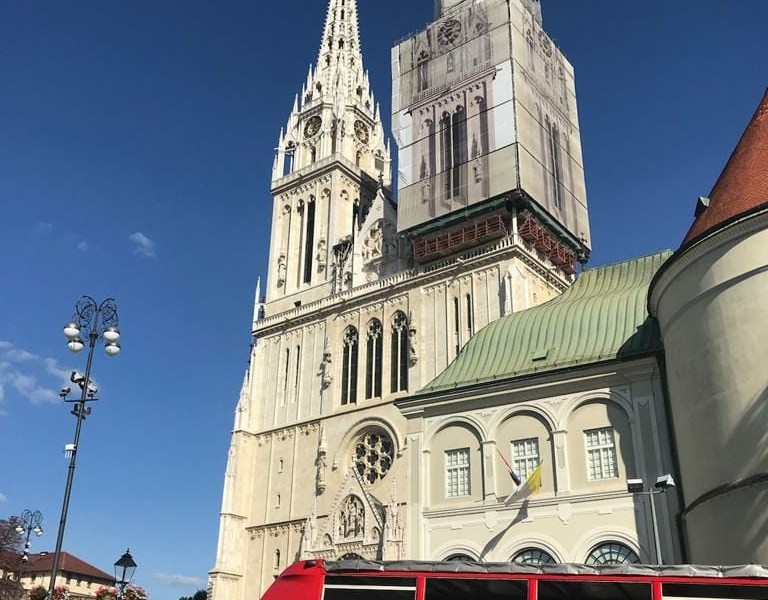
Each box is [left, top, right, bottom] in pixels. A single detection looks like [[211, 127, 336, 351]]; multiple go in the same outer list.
[[417, 50, 430, 93], [341, 326, 359, 405], [302, 197, 316, 284], [440, 107, 468, 200], [283, 143, 295, 177], [390, 311, 409, 393], [365, 319, 383, 399]]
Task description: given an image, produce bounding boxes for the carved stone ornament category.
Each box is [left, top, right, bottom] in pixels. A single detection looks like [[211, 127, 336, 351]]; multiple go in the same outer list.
[[277, 253, 287, 287], [320, 339, 333, 389], [338, 495, 365, 539]]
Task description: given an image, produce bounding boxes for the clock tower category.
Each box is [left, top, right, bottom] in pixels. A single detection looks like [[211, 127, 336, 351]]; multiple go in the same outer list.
[[266, 0, 399, 312]]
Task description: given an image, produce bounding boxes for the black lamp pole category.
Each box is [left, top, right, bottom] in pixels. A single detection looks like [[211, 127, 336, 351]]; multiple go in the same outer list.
[[49, 297, 121, 599]]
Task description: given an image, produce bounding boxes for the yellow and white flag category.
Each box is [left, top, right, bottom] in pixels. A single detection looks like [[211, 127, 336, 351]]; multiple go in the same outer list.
[[504, 462, 542, 505]]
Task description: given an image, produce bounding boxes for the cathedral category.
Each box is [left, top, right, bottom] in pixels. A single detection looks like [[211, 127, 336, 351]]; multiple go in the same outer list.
[[209, 0, 768, 597]]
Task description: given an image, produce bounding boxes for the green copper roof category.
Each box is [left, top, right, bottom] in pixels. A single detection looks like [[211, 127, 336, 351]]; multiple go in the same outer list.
[[419, 250, 672, 394]]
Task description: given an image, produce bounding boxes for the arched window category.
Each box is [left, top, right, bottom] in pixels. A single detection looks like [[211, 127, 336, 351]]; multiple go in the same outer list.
[[365, 319, 383, 399], [282, 143, 295, 177], [354, 430, 394, 485], [585, 542, 639, 565], [273, 549, 281, 570], [445, 554, 474, 562], [341, 326, 359, 405], [512, 547, 556, 565], [417, 50, 430, 92], [339, 553, 363, 560], [302, 197, 315, 284], [390, 311, 409, 393]]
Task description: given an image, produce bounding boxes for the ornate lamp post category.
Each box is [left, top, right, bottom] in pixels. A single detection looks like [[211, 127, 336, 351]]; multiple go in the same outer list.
[[15, 509, 44, 562], [114, 549, 137, 597], [49, 297, 121, 599]]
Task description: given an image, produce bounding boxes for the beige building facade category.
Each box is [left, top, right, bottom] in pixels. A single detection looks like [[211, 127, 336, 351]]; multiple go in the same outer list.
[[210, 1, 768, 599]]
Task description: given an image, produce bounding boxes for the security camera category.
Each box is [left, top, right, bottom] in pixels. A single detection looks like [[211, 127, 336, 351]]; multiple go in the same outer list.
[[627, 479, 644, 493], [59, 387, 71, 397], [70, 371, 85, 385], [655, 474, 676, 490]]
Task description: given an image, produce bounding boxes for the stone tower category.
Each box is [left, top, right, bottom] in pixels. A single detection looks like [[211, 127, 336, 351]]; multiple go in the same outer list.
[[649, 91, 768, 564], [211, 1, 592, 598]]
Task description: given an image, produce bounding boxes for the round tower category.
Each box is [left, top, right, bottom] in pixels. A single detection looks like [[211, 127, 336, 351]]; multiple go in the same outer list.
[[649, 90, 768, 564]]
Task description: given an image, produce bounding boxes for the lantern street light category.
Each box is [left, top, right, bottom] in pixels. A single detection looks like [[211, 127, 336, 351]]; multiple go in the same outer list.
[[49, 296, 121, 600], [627, 474, 676, 565], [15, 509, 44, 562], [114, 549, 137, 596]]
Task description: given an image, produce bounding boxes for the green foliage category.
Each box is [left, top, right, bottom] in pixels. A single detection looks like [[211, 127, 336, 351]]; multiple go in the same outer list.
[[178, 589, 206, 600], [28, 586, 47, 600]]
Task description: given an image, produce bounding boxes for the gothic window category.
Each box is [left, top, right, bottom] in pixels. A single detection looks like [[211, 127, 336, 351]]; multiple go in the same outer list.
[[310, 146, 317, 164], [465, 293, 473, 338], [338, 495, 365, 539], [273, 550, 280, 570], [585, 542, 639, 565], [511, 438, 540, 482], [440, 107, 467, 200], [390, 311, 409, 393], [338, 39, 345, 49], [445, 448, 470, 497], [283, 143, 295, 177], [354, 431, 394, 485], [294, 345, 301, 397], [417, 50, 430, 93], [365, 319, 383, 399], [585, 427, 618, 480], [447, 52, 455, 73], [302, 198, 315, 284], [283, 348, 290, 400], [512, 548, 556, 565], [453, 296, 460, 356], [356, 151, 362, 167], [546, 116, 564, 210], [341, 326, 359, 405]]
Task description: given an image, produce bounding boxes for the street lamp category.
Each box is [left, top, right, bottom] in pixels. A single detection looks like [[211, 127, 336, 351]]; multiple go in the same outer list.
[[627, 474, 676, 565], [114, 549, 137, 596], [49, 297, 121, 600], [15, 509, 44, 562]]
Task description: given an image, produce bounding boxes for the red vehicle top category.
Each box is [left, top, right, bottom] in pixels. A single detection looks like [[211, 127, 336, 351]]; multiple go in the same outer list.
[[262, 560, 768, 600]]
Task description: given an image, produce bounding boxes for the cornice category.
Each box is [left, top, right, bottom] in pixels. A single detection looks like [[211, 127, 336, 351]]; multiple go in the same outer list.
[[649, 207, 768, 315]]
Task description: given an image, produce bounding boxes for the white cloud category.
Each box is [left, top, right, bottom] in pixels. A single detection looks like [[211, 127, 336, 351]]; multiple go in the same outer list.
[[0, 342, 73, 410], [128, 231, 157, 258], [77, 241, 89, 252], [33, 222, 53, 234], [0, 492, 7, 502], [152, 574, 207, 587]]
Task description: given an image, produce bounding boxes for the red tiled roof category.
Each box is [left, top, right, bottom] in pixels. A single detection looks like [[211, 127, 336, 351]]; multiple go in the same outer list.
[[683, 89, 768, 245], [23, 552, 114, 583]]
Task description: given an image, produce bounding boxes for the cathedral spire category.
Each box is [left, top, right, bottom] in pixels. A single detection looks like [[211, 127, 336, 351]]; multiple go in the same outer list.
[[317, 0, 363, 77]]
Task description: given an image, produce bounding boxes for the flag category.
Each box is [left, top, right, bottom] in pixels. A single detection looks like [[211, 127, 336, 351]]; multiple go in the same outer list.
[[495, 448, 522, 485], [505, 462, 543, 505]]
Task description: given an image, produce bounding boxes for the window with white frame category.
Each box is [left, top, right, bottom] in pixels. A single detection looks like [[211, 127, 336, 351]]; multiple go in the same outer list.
[[584, 427, 618, 480], [445, 448, 471, 497], [511, 437, 540, 481]]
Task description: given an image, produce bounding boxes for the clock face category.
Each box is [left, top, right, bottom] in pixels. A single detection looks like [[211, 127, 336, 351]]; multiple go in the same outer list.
[[437, 19, 462, 47], [354, 120, 369, 144], [304, 115, 322, 138]]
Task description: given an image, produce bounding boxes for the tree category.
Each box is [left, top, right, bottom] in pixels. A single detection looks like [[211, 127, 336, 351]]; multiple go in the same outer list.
[[178, 590, 206, 600], [0, 517, 24, 600]]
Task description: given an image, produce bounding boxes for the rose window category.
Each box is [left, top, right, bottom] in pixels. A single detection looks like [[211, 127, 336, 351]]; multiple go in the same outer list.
[[354, 432, 394, 485]]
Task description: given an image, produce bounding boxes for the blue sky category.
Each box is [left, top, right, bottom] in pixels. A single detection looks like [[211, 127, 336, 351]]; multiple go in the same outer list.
[[0, 1, 765, 599]]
